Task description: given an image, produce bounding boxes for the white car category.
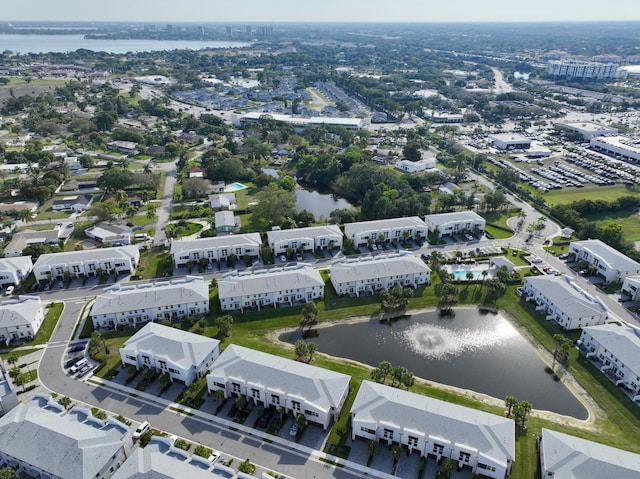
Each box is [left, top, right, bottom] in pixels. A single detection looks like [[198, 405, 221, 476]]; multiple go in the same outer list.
[[289, 423, 299, 437], [133, 420, 151, 439], [4, 286, 14, 296], [207, 451, 221, 464], [280, 255, 287, 262]]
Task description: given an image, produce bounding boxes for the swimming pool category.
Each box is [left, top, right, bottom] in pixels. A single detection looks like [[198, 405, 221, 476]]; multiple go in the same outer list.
[[225, 182, 248, 192], [445, 264, 492, 281]]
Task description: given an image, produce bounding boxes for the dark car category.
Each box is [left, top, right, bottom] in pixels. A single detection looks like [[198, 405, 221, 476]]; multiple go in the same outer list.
[[68, 343, 87, 353], [227, 404, 239, 418], [257, 408, 274, 428]]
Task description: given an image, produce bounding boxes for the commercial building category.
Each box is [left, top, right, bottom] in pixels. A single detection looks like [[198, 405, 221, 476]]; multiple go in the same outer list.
[[206, 344, 350, 430], [91, 276, 209, 329], [579, 323, 640, 400], [218, 265, 324, 312], [540, 428, 640, 478], [351, 381, 515, 479], [33, 246, 140, 284], [267, 225, 343, 255], [395, 158, 437, 173], [330, 252, 431, 296], [522, 275, 608, 330], [590, 135, 640, 163], [488, 133, 532, 150], [343, 216, 428, 247], [240, 112, 363, 130], [569, 239, 640, 283], [424, 210, 486, 238], [0, 296, 45, 346], [120, 322, 220, 386], [170, 234, 262, 268], [555, 121, 618, 140]]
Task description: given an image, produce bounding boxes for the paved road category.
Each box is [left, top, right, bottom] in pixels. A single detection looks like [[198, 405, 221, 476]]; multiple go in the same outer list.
[[151, 158, 177, 247]]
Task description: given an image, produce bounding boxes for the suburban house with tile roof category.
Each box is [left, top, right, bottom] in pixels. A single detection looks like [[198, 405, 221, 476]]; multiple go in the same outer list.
[[539, 428, 640, 479], [217, 265, 324, 312], [351, 381, 515, 479], [206, 344, 350, 430], [267, 225, 343, 255], [33, 245, 140, 283], [0, 397, 130, 479], [170, 234, 262, 268], [343, 216, 428, 247], [522, 275, 608, 330], [330, 251, 431, 296], [91, 276, 210, 329], [120, 322, 220, 386], [0, 296, 44, 346], [569, 239, 640, 283], [579, 323, 640, 401]]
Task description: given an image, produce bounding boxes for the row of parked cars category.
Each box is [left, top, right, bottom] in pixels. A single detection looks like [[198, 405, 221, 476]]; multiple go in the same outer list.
[[65, 343, 93, 378]]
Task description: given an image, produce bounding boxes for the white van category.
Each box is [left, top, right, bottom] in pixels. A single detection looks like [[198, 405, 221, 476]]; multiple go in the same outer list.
[[69, 358, 88, 374]]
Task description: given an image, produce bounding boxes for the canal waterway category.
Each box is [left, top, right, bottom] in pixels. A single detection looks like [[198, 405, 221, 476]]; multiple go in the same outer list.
[[280, 308, 588, 419]]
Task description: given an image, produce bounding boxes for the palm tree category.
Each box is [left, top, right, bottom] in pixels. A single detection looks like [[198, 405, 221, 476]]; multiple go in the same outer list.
[[442, 457, 457, 479], [368, 439, 379, 461], [466, 271, 474, 287], [504, 396, 518, 418], [480, 269, 489, 288], [18, 208, 34, 223], [377, 361, 393, 384]]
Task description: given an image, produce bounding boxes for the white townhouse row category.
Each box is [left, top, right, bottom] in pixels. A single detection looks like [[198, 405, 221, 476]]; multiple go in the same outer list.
[[522, 275, 608, 330], [351, 381, 515, 479], [120, 322, 220, 386], [540, 428, 640, 479], [0, 397, 131, 479], [170, 233, 262, 268], [569, 239, 640, 283], [91, 276, 210, 329], [218, 264, 324, 312], [0, 296, 45, 346], [206, 345, 350, 430], [330, 252, 431, 296], [0, 364, 18, 418], [579, 323, 640, 401], [0, 256, 33, 288], [266, 225, 343, 255], [622, 275, 640, 301], [33, 245, 140, 283], [424, 210, 486, 238], [343, 216, 427, 247]]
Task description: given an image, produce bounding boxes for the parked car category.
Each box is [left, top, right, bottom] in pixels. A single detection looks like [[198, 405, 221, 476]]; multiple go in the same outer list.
[[64, 356, 83, 369], [466, 234, 475, 241], [296, 253, 303, 261], [76, 365, 92, 378], [68, 343, 87, 353], [558, 254, 569, 260], [133, 420, 151, 439], [257, 408, 274, 428], [207, 451, 221, 464], [227, 404, 239, 418], [69, 358, 88, 374], [280, 255, 287, 262], [289, 423, 299, 437], [4, 286, 14, 296]]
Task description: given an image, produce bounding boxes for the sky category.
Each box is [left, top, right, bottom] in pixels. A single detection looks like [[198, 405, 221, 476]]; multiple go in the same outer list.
[[6, 0, 640, 23]]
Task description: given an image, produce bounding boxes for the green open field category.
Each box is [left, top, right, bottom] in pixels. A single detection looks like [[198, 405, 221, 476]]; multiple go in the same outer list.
[[583, 210, 640, 242], [543, 184, 640, 206]]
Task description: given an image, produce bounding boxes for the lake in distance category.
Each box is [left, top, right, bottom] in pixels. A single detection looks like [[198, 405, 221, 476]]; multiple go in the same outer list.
[[280, 308, 588, 419]]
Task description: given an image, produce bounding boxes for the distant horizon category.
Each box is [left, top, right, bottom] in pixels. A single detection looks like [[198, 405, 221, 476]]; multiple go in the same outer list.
[[3, 0, 640, 24]]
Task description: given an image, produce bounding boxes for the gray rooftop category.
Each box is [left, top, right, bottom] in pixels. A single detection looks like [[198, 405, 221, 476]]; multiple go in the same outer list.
[[34, 245, 139, 268], [330, 252, 430, 283], [571, 239, 640, 272], [218, 266, 324, 299], [541, 428, 640, 479], [524, 275, 608, 317], [170, 233, 262, 256], [210, 345, 350, 413], [267, 225, 342, 244], [582, 323, 640, 376], [424, 210, 485, 223], [353, 381, 515, 465], [0, 296, 42, 330], [0, 255, 33, 271], [344, 216, 427, 237], [92, 276, 209, 317], [0, 400, 127, 479], [122, 323, 220, 371]]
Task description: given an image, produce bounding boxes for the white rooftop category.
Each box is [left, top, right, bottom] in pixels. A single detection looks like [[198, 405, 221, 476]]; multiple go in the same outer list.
[[344, 216, 427, 237], [92, 276, 209, 317], [571, 239, 640, 272], [170, 233, 262, 256], [34, 245, 139, 268], [425, 210, 485, 223], [122, 323, 220, 371], [242, 111, 362, 128], [0, 256, 33, 271], [209, 345, 350, 414], [353, 381, 515, 466], [331, 252, 430, 283], [0, 296, 42, 330], [267, 225, 342, 243], [582, 323, 640, 375], [218, 265, 324, 299], [524, 275, 608, 317], [541, 428, 640, 479]]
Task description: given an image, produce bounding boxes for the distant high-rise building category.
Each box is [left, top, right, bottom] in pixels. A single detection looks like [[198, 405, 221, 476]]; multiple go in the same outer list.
[[198, 25, 205, 36], [547, 60, 618, 80], [166, 24, 173, 33], [226, 26, 233, 37], [258, 26, 273, 37], [246, 25, 252, 34]]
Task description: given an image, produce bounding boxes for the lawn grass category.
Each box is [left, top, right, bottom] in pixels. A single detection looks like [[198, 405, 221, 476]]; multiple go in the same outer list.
[[582, 210, 640, 242], [543, 184, 640, 206], [136, 247, 174, 279], [484, 224, 514, 239], [0, 347, 43, 361], [31, 302, 64, 345]]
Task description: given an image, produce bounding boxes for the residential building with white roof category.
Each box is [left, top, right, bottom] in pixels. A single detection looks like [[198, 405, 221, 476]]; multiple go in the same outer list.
[[33, 245, 140, 283], [214, 210, 239, 234], [85, 222, 132, 246], [343, 216, 428, 247], [424, 210, 486, 238], [0, 398, 130, 479], [569, 239, 640, 283], [91, 276, 210, 329], [395, 158, 437, 173], [0, 256, 33, 287], [120, 322, 220, 386], [330, 251, 431, 296], [351, 381, 515, 479], [208, 193, 236, 210], [4, 228, 69, 257], [579, 323, 640, 400], [267, 225, 343, 255], [218, 264, 324, 312], [540, 428, 640, 479], [0, 296, 45, 346], [522, 275, 608, 330], [206, 344, 350, 430], [0, 364, 18, 418], [170, 233, 262, 268], [622, 275, 640, 301]]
